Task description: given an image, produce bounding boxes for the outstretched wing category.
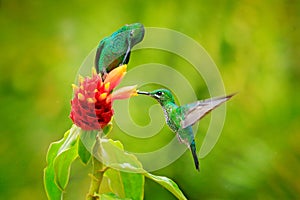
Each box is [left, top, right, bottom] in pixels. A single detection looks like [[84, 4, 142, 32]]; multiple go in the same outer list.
[[180, 94, 235, 129]]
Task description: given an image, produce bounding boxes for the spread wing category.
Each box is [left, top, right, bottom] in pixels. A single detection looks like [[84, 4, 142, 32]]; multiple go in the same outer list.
[[180, 94, 235, 129]]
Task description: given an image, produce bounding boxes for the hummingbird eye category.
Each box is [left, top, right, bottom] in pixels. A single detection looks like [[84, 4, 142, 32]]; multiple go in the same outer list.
[[130, 30, 134, 37], [156, 91, 163, 96]]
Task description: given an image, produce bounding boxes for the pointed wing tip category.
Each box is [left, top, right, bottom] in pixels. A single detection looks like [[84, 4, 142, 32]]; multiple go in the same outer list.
[[180, 92, 237, 129], [225, 92, 238, 100]]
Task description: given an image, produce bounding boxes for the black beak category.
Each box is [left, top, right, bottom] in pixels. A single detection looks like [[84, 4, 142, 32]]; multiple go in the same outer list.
[[137, 90, 150, 95]]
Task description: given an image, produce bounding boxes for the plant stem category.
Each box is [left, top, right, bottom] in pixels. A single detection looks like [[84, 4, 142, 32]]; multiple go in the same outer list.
[[86, 156, 105, 200]]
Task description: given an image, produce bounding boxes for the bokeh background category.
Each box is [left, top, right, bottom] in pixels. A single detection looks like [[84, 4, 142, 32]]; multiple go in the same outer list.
[[1, 0, 299, 199]]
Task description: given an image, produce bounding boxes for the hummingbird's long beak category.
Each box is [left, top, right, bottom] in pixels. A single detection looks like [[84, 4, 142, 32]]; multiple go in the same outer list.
[[137, 90, 150, 95]]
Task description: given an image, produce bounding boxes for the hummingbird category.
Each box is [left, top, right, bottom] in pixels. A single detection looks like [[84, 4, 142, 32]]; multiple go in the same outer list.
[[95, 23, 145, 79], [137, 89, 235, 171]]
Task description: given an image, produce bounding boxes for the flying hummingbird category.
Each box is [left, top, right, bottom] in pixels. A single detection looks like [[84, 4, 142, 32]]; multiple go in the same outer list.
[[95, 23, 145, 79], [137, 89, 235, 171]]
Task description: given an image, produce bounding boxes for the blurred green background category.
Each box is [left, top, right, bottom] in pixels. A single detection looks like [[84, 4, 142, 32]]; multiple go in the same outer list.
[[1, 0, 299, 199]]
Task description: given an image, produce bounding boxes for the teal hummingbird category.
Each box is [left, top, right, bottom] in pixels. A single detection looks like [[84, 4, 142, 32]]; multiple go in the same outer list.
[[137, 89, 235, 171], [95, 23, 144, 79]]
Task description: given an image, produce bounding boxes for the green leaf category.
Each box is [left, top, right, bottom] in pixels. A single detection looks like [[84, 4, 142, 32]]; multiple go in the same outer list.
[[99, 193, 130, 200], [44, 129, 71, 200], [93, 137, 145, 199], [93, 137, 186, 199], [104, 169, 144, 200], [144, 173, 187, 200], [94, 138, 144, 173], [103, 123, 113, 135], [80, 129, 98, 150], [53, 125, 80, 190], [57, 125, 80, 155], [78, 129, 99, 164], [78, 137, 91, 164], [99, 174, 113, 194], [43, 125, 81, 200]]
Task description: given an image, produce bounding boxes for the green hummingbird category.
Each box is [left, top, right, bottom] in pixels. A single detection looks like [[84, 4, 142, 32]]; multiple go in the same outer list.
[[95, 23, 145, 79], [137, 89, 235, 171]]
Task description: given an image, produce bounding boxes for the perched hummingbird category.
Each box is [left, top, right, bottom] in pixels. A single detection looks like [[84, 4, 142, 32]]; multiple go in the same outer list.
[[137, 89, 235, 171], [95, 23, 145, 79]]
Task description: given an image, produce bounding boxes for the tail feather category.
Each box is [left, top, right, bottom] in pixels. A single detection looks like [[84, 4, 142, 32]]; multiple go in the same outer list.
[[190, 140, 199, 171]]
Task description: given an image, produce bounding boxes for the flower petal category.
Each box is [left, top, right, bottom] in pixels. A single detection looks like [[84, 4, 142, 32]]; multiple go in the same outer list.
[[112, 85, 138, 100], [104, 64, 127, 91]]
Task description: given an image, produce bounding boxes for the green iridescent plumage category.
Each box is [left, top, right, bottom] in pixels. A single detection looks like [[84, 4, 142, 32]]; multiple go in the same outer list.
[[138, 89, 235, 171], [95, 23, 144, 79]]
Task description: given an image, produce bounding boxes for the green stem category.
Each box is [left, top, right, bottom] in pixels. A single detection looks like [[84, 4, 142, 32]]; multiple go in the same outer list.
[[86, 156, 105, 200]]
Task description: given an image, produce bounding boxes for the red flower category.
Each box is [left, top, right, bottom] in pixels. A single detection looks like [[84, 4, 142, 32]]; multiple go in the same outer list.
[[70, 65, 137, 130]]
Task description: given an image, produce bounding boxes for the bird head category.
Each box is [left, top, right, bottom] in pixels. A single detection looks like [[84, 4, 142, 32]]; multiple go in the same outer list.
[[127, 23, 145, 46], [113, 23, 145, 46], [137, 89, 175, 106]]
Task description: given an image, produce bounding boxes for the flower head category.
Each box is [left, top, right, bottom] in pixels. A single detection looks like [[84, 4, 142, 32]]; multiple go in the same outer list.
[[70, 65, 137, 130]]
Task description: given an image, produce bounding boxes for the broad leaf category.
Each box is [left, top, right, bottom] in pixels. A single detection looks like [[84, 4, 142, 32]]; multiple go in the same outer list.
[[94, 138, 145, 199], [94, 138, 144, 173], [53, 125, 80, 190], [144, 173, 187, 200], [44, 124, 80, 200], [104, 169, 144, 200], [99, 193, 130, 200], [78, 129, 99, 164], [93, 137, 187, 199], [44, 129, 71, 200], [78, 124, 112, 164], [57, 125, 80, 155], [79, 129, 98, 153], [78, 137, 91, 164], [99, 174, 113, 194], [103, 123, 113, 135], [53, 140, 78, 190]]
